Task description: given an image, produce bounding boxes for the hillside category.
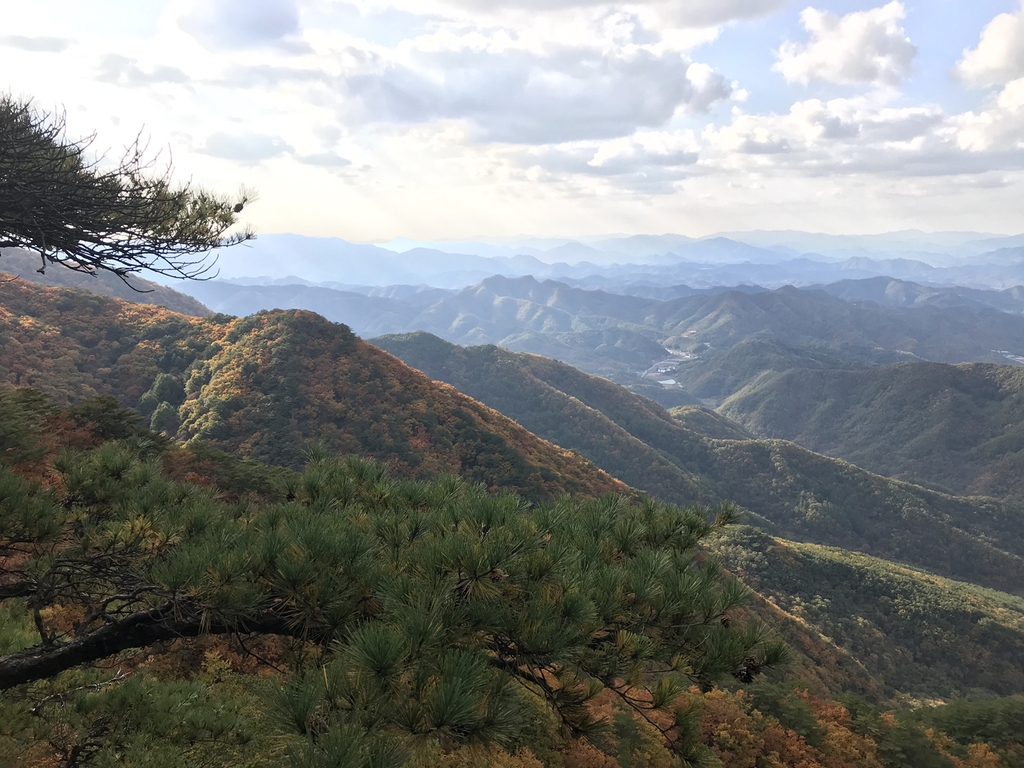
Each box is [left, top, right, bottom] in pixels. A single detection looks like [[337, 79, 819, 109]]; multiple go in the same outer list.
[[372, 332, 1024, 596], [373, 331, 713, 504], [0, 279, 624, 501], [714, 527, 1024, 701], [0, 248, 211, 316], [670, 336, 917, 404], [816, 276, 1024, 312], [3, 401, 1020, 767], [651, 285, 1024, 363], [668, 405, 754, 439], [721, 361, 1024, 502]]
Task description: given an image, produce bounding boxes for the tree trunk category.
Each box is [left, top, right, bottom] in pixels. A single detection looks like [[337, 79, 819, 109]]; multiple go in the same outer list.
[[0, 603, 313, 689]]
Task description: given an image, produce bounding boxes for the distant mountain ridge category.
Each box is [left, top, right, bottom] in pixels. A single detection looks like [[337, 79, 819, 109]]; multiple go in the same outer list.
[[177, 231, 1024, 292], [175, 275, 1024, 402], [373, 331, 1024, 597], [0, 278, 624, 501], [816, 276, 1024, 311], [721, 361, 1024, 503]]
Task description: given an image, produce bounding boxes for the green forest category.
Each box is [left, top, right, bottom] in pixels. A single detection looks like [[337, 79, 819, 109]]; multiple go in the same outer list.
[[719, 362, 1024, 503], [2, 278, 1024, 766], [372, 332, 1024, 598], [1, 386, 1022, 768]]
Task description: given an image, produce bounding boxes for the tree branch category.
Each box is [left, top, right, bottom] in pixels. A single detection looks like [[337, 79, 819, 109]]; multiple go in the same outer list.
[[0, 603, 327, 690]]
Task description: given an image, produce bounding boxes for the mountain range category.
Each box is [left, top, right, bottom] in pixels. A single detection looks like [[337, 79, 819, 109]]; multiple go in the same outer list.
[[6, 249, 1024, 709], [372, 331, 1024, 598], [176, 273, 1024, 412], [175, 231, 1024, 291]]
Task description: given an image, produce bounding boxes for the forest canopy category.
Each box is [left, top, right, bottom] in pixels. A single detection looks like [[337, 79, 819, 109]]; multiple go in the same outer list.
[[0, 387, 790, 765]]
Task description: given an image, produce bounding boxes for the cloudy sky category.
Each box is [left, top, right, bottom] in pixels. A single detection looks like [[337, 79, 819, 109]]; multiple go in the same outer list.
[[1, 0, 1022, 240]]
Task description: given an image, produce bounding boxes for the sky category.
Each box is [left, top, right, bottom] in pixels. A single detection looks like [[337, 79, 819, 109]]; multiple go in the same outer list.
[[1, 0, 1022, 241]]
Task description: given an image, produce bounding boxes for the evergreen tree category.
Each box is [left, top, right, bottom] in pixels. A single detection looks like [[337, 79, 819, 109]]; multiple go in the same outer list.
[[0, 95, 252, 283], [0, 429, 788, 764]]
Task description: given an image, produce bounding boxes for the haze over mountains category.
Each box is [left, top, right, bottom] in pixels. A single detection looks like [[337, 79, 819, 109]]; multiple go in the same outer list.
[[134, 229, 1024, 410], [193, 230, 1024, 290]]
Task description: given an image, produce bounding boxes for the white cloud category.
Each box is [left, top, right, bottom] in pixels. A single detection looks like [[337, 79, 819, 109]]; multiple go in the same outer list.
[[654, 0, 791, 27], [178, 0, 308, 52], [198, 132, 293, 163], [512, 130, 700, 194], [394, 0, 790, 28], [698, 95, 1017, 178], [774, 2, 916, 87], [340, 42, 735, 143], [956, 3, 1024, 87], [955, 78, 1024, 152], [294, 150, 352, 168], [96, 54, 190, 88]]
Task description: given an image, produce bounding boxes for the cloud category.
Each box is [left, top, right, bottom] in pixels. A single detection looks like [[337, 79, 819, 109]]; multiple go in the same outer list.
[[956, 3, 1024, 87], [418, 0, 789, 27], [294, 150, 352, 168], [195, 133, 352, 170], [178, 0, 309, 52], [0, 35, 72, 53], [955, 78, 1024, 152], [655, 0, 792, 27], [528, 133, 697, 173], [96, 55, 190, 88], [774, 2, 916, 87], [697, 95, 1013, 178], [343, 45, 735, 144], [587, 133, 700, 173], [198, 132, 293, 163], [216, 64, 326, 90]]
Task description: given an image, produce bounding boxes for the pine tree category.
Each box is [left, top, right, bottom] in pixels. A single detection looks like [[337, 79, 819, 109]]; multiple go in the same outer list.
[[0, 422, 788, 765], [0, 95, 252, 283]]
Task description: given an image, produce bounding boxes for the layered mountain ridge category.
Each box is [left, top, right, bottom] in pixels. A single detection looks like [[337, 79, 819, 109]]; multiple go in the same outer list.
[[0, 276, 623, 501], [5, 273, 1024, 705], [372, 331, 1024, 598]]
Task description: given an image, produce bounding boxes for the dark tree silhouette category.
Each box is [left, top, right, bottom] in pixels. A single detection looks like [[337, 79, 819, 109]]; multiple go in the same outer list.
[[0, 95, 253, 284]]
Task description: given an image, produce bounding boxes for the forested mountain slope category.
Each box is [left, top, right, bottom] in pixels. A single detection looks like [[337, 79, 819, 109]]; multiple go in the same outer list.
[[0, 248, 211, 316], [722, 361, 1024, 502], [373, 332, 1024, 596], [670, 336, 917, 404], [3, 399, 1021, 764], [0, 279, 624, 500], [714, 527, 1024, 701], [398, 277, 1024, 367], [177, 276, 1024, 398], [650, 285, 1024, 363], [816, 276, 1024, 312]]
